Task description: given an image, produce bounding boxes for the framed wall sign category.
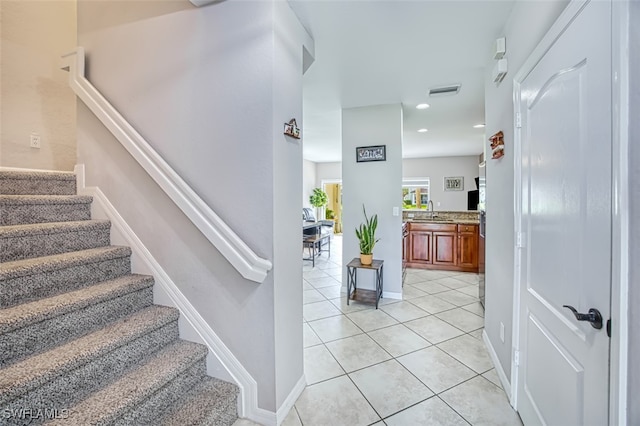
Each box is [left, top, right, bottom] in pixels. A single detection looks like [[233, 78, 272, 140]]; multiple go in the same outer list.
[[356, 145, 386, 162], [444, 176, 464, 191]]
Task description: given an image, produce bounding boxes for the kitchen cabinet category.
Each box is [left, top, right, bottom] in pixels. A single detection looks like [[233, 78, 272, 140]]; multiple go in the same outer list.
[[409, 229, 432, 264], [457, 224, 479, 269], [405, 222, 478, 272], [433, 231, 457, 266]]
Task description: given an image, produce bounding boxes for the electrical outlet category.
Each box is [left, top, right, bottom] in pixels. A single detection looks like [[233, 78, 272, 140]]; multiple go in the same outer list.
[[30, 133, 41, 149], [500, 322, 505, 343]]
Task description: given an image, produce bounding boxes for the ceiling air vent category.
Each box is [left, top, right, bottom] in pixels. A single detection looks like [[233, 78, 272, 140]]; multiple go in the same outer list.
[[429, 84, 461, 97]]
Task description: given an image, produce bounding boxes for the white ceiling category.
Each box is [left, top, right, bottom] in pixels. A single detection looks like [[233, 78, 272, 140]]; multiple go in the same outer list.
[[288, 0, 515, 163]]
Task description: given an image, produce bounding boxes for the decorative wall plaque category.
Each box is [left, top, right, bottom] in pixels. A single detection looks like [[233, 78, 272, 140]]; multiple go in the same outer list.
[[490, 130, 505, 159], [284, 119, 300, 139], [444, 176, 464, 191], [356, 145, 386, 162]]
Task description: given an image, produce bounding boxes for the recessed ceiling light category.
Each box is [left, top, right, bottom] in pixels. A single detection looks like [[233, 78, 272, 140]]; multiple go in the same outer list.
[[416, 103, 430, 110], [473, 124, 486, 128], [417, 128, 428, 133]]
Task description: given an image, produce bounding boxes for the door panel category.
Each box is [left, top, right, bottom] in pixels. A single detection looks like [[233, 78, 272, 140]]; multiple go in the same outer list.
[[433, 232, 456, 265], [409, 232, 432, 263], [458, 231, 478, 268], [525, 313, 584, 426], [516, 1, 611, 425]]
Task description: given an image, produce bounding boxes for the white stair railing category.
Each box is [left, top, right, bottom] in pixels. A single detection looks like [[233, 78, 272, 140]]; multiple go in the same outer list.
[[61, 47, 272, 283]]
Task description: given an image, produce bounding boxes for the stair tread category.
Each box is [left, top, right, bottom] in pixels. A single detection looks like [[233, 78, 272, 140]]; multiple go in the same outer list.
[[0, 219, 110, 238], [0, 305, 179, 404], [0, 194, 92, 205], [0, 246, 131, 280], [0, 274, 154, 334], [0, 169, 238, 422], [0, 170, 76, 181], [49, 340, 208, 426], [158, 376, 239, 426]]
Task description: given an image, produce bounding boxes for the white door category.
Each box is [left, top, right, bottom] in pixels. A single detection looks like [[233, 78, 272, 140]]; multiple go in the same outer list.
[[515, 1, 611, 425]]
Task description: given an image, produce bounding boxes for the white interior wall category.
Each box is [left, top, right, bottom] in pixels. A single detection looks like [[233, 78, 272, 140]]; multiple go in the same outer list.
[[0, 0, 77, 170], [77, 0, 309, 415], [302, 159, 317, 209], [483, 0, 569, 382], [315, 157, 478, 212], [316, 161, 342, 184], [342, 104, 403, 298], [271, 0, 310, 409], [403, 156, 480, 211], [627, 0, 639, 422]]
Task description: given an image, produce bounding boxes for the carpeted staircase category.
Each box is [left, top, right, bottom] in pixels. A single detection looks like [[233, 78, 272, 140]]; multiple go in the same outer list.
[[0, 170, 239, 425]]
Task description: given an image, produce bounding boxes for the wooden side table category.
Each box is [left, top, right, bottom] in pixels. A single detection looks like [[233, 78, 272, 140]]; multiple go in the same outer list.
[[346, 258, 384, 309]]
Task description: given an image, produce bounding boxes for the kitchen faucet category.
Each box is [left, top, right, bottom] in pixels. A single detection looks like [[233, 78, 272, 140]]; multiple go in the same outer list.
[[428, 200, 435, 218]]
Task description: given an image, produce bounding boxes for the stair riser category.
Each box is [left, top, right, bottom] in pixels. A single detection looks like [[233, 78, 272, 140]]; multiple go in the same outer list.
[[0, 179, 76, 196], [0, 170, 239, 424], [1, 321, 179, 424], [0, 287, 153, 368], [158, 379, 239, 426], [199, 405, 239, 426], [115, 361, 207, 425], [1, 228, 111, 262], [0, 203, 91, 226], [1, 256, 131, 308], [195, 391, 239, 426], [201, 404, 239, 426]]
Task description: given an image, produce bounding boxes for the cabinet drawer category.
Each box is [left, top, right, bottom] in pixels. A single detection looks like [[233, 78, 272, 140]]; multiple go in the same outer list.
[[457, 224, 478, 233], [409, 223, 457, 232]]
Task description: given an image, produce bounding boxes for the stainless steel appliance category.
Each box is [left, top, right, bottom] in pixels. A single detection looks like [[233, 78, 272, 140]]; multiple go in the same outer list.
[[479, 210, 486, 307], [478, 158, 486, 308]]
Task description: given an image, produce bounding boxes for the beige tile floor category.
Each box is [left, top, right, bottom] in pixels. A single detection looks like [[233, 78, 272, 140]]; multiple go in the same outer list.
[[288, 235, 522, 426], [235, 236, 522, 426]]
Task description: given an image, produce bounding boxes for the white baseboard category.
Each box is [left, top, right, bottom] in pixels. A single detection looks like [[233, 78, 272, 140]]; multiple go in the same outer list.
[[276, 375, 306, 425], [482, 329, 513, 406], [382, 291, 403, 300], [74, 165, 277, 425]]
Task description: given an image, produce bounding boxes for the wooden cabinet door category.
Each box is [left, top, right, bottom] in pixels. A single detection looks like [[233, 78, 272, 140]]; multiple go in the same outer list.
[[433, 232, 457, 266], [458, 229, 478, 268], [409, 231, 432, 263]]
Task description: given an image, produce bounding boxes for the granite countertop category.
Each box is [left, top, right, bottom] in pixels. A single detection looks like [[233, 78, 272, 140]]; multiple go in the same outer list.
[[403, 210, 480, 225]]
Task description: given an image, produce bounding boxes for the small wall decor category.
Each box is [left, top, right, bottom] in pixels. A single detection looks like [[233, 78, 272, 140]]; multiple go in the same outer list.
[[444, 176, 464, 191], [490, 130, 505, 159], [284, 119, 300, 139], [356, 145, 386, 162]]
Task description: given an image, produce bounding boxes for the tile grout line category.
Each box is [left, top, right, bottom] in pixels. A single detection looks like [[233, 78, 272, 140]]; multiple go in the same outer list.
[[304, 310, 496, 422], [300, 263, 509, 425]]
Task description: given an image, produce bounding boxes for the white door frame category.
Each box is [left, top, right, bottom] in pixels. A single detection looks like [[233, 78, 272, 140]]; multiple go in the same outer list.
[[511, 0, 630, 423]]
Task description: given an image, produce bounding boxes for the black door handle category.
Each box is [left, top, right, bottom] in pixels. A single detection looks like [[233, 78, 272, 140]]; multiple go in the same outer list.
[[562, 305, 603, 329]]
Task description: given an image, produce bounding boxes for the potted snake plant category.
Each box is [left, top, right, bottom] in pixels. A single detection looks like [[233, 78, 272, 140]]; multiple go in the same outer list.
[[355, 205, 380, 265]]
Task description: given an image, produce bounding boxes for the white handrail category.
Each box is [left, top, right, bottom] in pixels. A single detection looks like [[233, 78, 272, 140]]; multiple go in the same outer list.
[[61, 47, 272, 283]]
